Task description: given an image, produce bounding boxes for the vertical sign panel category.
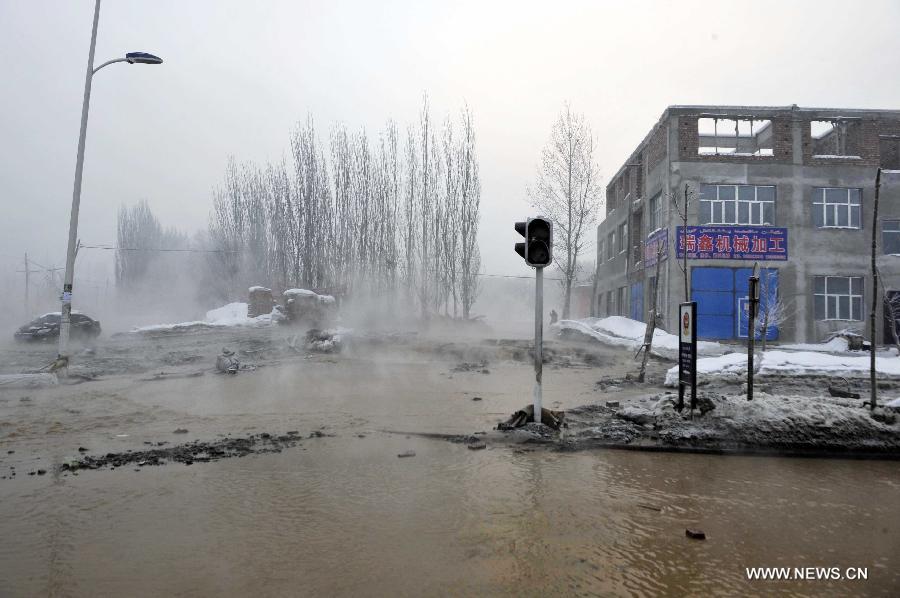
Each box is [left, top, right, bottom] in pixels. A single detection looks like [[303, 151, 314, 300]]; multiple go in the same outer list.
[[678, 302, 697, 412]]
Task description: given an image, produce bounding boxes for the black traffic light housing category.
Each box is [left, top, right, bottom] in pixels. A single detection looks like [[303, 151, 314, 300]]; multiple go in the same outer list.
[[514, 217, 553, 267]]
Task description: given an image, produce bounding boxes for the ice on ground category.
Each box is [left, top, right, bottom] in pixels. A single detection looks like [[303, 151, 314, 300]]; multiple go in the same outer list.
[[132, 302, 275, 333], [665, 350, 900, 386], [555, 316, 727, 360], [886, 397, 900, 409]]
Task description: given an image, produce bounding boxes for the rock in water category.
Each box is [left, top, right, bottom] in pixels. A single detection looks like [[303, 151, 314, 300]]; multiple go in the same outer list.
[[685, 529, 706, 540], [397, 450, 416, 458]]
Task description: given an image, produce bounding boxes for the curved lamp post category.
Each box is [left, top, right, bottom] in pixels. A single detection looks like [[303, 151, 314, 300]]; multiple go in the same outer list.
[[58, 0, 162, 364]]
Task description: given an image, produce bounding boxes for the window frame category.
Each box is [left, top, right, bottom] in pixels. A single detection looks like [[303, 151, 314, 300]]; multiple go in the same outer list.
[[813, 275, 864, 321], [648, 193, 662, 235], [607, 231, 616, 262], [883, 220, 900, 255], [812, 187, 862, 230], [699, 184, 776, 226], [617, 222, 627, 254]]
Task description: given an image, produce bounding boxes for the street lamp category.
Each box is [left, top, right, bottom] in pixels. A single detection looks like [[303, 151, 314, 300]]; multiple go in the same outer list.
[[58, 0, 163, 364]]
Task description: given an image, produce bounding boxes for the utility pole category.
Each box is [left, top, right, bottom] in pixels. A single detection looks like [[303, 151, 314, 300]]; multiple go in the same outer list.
[[870, 168, 881, 411], [57, 0, 162, 364], [24, 253, 29, 317], [534, 266, 544, 423], [747, 266, 760, 401], [16, 253, 41, 320]]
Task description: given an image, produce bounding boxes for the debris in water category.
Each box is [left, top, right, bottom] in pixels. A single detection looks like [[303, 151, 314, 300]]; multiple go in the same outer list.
[[472, 396, 483, 401], [397, 450, 416, 458], [467, 442, 487, 450], [173, 428, 189, 434], [605, 400, 620, 408], [497, 405, 565, 430], [685, 529, 706, 540]]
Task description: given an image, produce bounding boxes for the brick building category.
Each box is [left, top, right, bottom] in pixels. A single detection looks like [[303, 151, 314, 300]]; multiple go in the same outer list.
[[594, 105, 900, 344]]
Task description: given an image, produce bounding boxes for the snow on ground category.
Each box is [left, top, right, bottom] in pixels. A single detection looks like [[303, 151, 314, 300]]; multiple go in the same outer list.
[[283, 288, 335, 304], [555, 316, 727, 360], [132, 303, 274, 333], [588, 391, 900, 452], [778, 337, 850, 353], [665, 350, 900, 386]]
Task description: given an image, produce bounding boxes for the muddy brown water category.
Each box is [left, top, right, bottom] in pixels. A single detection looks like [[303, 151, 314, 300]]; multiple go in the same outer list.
[[0, 328, 898, 596]]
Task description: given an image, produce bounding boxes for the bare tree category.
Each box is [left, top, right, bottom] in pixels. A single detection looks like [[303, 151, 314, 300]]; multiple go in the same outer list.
[[458, 105, 482, 319], [637, 241, 665, 382], [528, 103, 602, 318], [756, 269, 789, 352], [671, 184, 694, 302]]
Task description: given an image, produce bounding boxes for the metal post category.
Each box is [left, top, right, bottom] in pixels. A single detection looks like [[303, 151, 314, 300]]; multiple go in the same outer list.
[[59, 0, 101, 363], [747, 274, 759, 401], [24, 253, 29, 318], [533, 266, 544, 423]]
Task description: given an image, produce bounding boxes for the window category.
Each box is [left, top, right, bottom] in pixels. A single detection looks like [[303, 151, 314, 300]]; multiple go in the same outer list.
[[607, 231, 615, 261], [814, 276, 863, 321], [617, 223, 627, 253], [606, 290, 614, 316], [648, 193, 662, 234], [881, 136, 900, 170], [884, 221, 900, 255], [598, 239, 605, 264], [811, 120, 861, 158], [698, 117, 773, 157], [617, 286, 627, 317], [813, 188, 861, 229], [699, 184, 775, 226]]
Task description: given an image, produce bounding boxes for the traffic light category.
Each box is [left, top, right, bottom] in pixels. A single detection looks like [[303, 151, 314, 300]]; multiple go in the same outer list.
[[514, 217, 553, 267]]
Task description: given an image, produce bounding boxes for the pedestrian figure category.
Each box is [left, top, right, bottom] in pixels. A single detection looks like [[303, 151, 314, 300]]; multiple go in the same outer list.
[[549, 309, 558, 325]]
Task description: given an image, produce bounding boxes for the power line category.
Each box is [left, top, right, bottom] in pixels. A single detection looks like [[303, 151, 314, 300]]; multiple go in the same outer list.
[[78, 243, 568, 280], [78, 244, 242, 254]]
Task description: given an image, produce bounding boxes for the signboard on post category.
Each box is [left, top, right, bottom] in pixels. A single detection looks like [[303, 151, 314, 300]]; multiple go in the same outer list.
[[678, 302, 697, 412]]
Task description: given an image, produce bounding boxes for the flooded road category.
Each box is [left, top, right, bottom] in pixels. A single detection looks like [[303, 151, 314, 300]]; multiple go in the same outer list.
[[1, 329, 898, 596]]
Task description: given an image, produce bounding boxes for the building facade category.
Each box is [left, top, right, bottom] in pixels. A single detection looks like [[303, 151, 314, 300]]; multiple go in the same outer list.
[[594, 105, 900, 344]]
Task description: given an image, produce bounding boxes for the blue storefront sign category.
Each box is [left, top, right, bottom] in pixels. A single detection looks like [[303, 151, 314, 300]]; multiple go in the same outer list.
[[644, 228, 668, 267], [676, 226, 788, 261]]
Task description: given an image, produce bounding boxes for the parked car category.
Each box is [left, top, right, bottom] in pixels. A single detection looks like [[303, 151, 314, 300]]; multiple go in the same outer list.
[[14, 312, 101, 342]]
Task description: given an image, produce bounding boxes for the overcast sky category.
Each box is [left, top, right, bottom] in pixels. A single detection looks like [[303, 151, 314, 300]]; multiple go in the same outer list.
[[2, 0, 900, 284]]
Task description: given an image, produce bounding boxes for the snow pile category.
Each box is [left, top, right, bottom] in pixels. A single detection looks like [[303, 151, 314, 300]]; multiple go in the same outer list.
[[779, 337, 850, 353], [132, 302, 275, 333], [283, 288, 335, 305], [556, 316, 727, 360], [665, 350, 900, 386]]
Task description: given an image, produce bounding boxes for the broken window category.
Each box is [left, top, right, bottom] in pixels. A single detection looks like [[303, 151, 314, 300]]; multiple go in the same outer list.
[[698, 117, 774, 157], [884, 221, 900, 255], [812, 188, 861, 229], [814, 276, 863, 321], [880, 136, 900, 170], [810, 120, 861, 158], [699, 184, 775, 226]]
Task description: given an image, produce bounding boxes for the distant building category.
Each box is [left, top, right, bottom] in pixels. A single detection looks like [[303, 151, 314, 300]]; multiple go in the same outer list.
[[594, 105, 900, 343]]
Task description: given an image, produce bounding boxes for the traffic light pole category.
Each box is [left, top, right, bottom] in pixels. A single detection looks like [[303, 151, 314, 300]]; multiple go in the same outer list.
[[533, 266, 543, 423]]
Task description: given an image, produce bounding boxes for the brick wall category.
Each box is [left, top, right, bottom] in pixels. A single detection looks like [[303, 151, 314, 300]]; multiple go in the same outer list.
[[803, 117, 900, 167], [677, 114, 793, 163], [646, 125, 667, 171]]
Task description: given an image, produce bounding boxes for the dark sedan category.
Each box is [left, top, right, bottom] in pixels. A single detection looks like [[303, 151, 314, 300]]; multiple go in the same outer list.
[[14, 312, 101, 342]]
